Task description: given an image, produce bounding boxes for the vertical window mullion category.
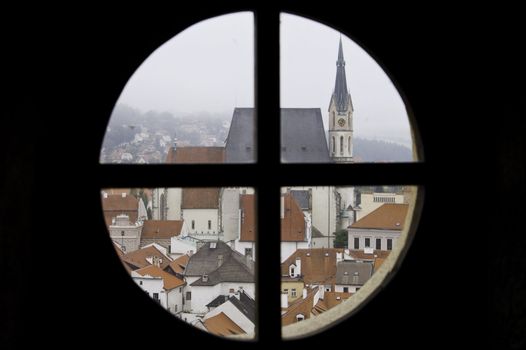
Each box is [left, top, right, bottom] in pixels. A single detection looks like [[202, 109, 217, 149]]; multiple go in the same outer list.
[[255, 7, 281, 343]]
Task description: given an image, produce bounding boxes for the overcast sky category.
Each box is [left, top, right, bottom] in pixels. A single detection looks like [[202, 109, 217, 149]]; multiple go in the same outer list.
[[116, 12, 412, 147]]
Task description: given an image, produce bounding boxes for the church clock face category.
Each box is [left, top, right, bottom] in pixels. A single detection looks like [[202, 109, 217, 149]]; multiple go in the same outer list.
[[338, 118, 346, 127]]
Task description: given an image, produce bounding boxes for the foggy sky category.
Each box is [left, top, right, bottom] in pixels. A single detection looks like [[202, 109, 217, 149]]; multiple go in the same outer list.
[[116, 12, 412, 147]]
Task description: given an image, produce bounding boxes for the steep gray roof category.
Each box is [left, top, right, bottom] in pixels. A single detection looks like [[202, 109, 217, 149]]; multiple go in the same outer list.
[[290, 190, 310, 210], [206, 295, 229, 308], [281, 108, 330, 163], [335, 261, 373, 286], [184, 241, 234, 277], [332, 37, 353, 114], [229, 291, 256, 323], [190, 254, 254, 286], [225, 108, 255, 163]]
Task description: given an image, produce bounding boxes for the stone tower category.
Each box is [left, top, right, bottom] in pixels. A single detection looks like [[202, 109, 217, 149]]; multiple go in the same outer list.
[[329, 36, 353, 163]]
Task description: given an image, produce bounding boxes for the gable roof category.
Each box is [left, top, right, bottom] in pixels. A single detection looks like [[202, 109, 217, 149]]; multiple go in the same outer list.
[[141, 220, 184, 239], [281, 108, 330, 163], [239, 194, 255, 242], [281, 286, 318, 326], [224, 108, 255, 163], [229, 291, 256, 324], [182, 188, 220, 209], [134, 265, 185, 290], [166, 146, 225, 164], [206, 295, 230, 308], [166, 254, 190, 275], [335, 261, 373, 286], [190, 252, 254, 286], [281, 248, 344, 285], [203, 312, 246, 336], [121, 245, 172, 271], [290, 190, 310, 210], [281, 193, 306, 242], [350, 203, 409, 230]]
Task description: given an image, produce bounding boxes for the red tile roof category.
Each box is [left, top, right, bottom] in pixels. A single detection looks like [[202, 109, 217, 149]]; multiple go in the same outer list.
[[166, 254, 190, 275], [240, 194, 256, 242], [281, 248, 344, 285], [134, 265, 185, 290], [204, 312, 246, 336], [141, 220, 184, 239], [350, 203, 409, 230], [182, 188, 220, 209], [281, 193, 305, 242], [166, 146, 225, 164], [121, 245, 172, 271], [101, 193, 138, 226]]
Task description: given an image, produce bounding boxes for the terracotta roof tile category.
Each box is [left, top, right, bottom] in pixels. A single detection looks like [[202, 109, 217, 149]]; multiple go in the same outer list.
[[203, 312, 246, 336], [182, 188, 220, 209], [134, 265, 185, 290], [101, 193, 138, 226], [281, 287, 317, 326], [281, 193, 306, 242], [167, 254, 190, 275], [240, 194, 256, 242], [141, 220, 184, 239], [320, 291, 352, 310], [166, 146, 225, 164], [121, 245, 172, 271], [281, 248, 344, 285], [347, 249, 391, 261], [350, 203, 409, 230]]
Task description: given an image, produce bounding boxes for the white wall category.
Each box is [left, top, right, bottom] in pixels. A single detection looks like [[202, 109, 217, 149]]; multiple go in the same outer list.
[[132, 275, 166, 308], [203, 298, 254, 334], [220, 189, 240, 242], [183, 209, 219, 235], [348, 228, 401, 250], [166, 188, 182, 220], [234, 240, 256, 261], [109, 221, 143, 253], [170, 236, 197, 258], [281, 241, 310, 263], [167, 286, 184, 314]]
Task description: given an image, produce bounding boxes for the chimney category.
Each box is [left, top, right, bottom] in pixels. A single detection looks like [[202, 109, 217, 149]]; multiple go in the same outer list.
[[281, 292, 288, 309], [103, 192, 108, 199], [336, 252, 343, 263], [295, 257, 302, 276], [280, 195, 285, 219], [302, 288, 307, 299], [202, 274, 208, 282], [122, 192, 126, 198], [217, 254, 224, 268]]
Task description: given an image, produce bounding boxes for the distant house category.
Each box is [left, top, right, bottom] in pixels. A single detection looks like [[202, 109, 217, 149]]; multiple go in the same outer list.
[[334, 260, 373, 293], [281, 193, 310, 262], [354, 191, 405, 221], [202, 290, 255, 336], [108, 214, 143, 253], [132, 265, 185, 314], [139, 220, 187, 252], [234, 194, 256, 261], [281, 286, 322, 326], [184, 241, 255, 314], [348, 203, 409, 251], [101, 191, 139, 227]]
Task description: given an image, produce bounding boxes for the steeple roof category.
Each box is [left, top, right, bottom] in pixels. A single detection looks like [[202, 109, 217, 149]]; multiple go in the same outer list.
[[332, 36, 353, 113]]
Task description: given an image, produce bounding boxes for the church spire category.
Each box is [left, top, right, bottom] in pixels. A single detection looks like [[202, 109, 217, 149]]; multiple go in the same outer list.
[[333, 36, 352, 113]]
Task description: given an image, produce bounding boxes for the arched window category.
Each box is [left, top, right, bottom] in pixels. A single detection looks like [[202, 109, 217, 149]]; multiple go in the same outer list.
[[340, 136, 344, 155], [348, 136, 351, 154], [332, 136, 336, 153]]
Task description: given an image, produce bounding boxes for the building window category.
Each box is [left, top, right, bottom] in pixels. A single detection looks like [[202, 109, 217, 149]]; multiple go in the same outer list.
[[186, 292, 191, 301], [387, 238, 393, 250], [208, 220, 212, 230], [354, 237, 359, 249], [291, 288, 297, 297], [229, 288, 235, 293], [348, 136, 351, 154], [290, 266, 295, 277], [139, 281, 143, 286], [376, 238, 381, 250], [191, 220, 195, 230], [168, 245, 171, 254], [174, 305, 178, 312], [340, 136, 344, 155], [343, 287, 349, 293], [153, 293, 160, 302], [365, 238, 371, 248], [332, 136, 336, 153], [245, 248, 253, 257]]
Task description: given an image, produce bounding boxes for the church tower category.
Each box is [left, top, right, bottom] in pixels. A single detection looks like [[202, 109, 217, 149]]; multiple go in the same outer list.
[[329, 37, 353, 163]]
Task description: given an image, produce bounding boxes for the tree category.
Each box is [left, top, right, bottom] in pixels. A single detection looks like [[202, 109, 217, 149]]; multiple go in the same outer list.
[[333, 229, 348, 248]]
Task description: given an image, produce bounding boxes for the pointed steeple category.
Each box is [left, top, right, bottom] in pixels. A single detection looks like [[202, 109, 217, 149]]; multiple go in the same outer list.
[[333, 36, 352, 113]]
